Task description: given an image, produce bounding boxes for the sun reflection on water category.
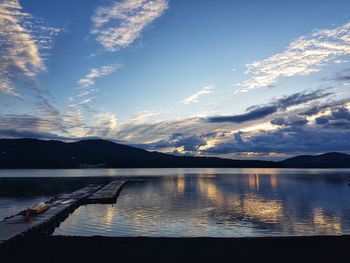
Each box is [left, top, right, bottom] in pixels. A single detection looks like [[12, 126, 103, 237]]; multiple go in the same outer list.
[[313, 208, 342, 234], [242, 195, 283, 223]]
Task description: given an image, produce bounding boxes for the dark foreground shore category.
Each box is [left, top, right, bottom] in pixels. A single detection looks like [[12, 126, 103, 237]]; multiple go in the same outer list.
[[1, 235, 350, 263]]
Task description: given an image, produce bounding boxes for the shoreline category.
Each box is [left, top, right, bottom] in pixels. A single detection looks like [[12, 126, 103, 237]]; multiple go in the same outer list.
[[1, 235, 349, 263]]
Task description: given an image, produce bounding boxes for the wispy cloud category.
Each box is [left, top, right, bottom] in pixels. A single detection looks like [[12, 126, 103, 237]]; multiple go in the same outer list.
[[91, 0, 168, 51], [0, 0, 60, 97], [180, 85, 214, 105], [87, 112, 118, 138], [132, 110, 160, 123], [238, 21, 350, 92], [61, 64, 122, 138], [77, 64, 121, 87], [68, 64, 121, 133]]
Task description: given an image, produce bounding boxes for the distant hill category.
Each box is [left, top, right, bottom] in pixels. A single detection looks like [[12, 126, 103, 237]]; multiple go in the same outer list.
[[0, 139, 349, 169], [279, 152, 350, 168]]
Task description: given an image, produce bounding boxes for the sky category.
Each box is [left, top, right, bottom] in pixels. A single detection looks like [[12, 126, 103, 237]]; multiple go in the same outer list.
[[1, 0, 350, 160]]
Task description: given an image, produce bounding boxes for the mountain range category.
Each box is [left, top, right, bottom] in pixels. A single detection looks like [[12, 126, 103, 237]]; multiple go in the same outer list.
[[0, 138, 349, 169]]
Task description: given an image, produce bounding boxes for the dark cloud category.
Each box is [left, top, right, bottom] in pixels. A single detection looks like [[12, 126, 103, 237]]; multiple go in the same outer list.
[[136, 133, 207, 154], [332, 107, 350, 120], [300, 99, 350, 116], [173, 135, 206, 152], [208, 106, 276, 123], [302, 105, 328, 116], [275, 90, 332, 108], [201, 131, 225, 138], [271, 116, 308, 127], [207, 89, 332, 123], [315, 116, 329, 125], [270, 118, 285, 126], [313, 107, 350, 128]]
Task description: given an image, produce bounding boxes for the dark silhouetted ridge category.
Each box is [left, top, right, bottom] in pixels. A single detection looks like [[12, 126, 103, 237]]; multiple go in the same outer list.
[[0, 138, 276, 168], [0, 139, 349, 169], [279, 152, 350, 168]]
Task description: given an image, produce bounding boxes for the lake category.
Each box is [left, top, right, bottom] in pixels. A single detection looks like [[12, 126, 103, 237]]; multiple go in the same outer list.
[[1, 168, 350, 237]]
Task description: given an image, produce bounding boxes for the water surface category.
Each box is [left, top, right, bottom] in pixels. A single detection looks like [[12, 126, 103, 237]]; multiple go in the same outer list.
[[52, 169, 350, 237], [1, 167, 350, 177]]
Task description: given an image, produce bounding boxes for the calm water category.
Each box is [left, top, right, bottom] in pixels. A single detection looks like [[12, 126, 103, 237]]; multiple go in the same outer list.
[[1, 168, 350, 177], [45, 168, 350, 237]]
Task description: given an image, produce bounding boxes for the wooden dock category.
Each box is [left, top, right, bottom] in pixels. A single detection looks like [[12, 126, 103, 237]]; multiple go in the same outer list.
[[0, 180, 127, 250], [86, 180, 127, 204]]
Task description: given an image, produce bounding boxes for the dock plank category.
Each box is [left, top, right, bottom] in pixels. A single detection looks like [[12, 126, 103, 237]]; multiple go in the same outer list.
[[57, 185, 102, 199]]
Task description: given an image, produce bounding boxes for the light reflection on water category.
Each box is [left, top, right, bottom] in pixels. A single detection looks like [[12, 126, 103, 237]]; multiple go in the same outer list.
[[53, 170, 350, 237]]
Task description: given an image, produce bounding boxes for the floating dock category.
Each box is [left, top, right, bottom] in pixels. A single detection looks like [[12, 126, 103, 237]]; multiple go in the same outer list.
[[0, 180, 127, 250], [87, 180, 127, 204]]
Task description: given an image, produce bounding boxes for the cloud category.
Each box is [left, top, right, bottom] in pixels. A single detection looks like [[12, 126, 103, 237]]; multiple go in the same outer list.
[[300, 98, 350, 116], [209, 106, 276, 123], [111, 91, 347, 158], [91, 0, 168, 51], [0, 113, 62, 132], [136, 132, 207, 154], [270, 116, 308, 127], [0, 0, 60, 97], [239, 21, 350, 92], [0, 128, 122, 142], [66, 64, 122, 138], [203, 101, 350, 157], [0, 129, 70, 140], [114, 117, 208, 146], [34, 92, 69, 133], [205, 124, 350, 156], [332, 106, 350, 120], [208, 89, 331, 123], [313, 106, 350, 128], [330, 68, 350, 82], [180, 85, 214, 105], [77, 64, 121, 87], [86, 112, 119, 138], [2, 100, 349, 158], [132, 110, 160, 123], [315, 116, 330, 125]]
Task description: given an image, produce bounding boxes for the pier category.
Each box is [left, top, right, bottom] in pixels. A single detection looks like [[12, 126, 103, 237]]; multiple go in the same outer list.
[[87, 180, 128, 204], [0, 180, 127, 250]]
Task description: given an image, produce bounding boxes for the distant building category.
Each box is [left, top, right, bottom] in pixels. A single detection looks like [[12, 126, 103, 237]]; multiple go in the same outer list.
[[79, 163, 107, 168]]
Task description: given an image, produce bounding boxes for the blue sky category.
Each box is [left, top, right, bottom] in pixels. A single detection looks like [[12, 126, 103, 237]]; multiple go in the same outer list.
[[1, 0, 350, 159]]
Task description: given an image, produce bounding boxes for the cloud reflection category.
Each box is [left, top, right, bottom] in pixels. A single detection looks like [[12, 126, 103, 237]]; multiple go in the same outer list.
[[54, 172, 349, 237]]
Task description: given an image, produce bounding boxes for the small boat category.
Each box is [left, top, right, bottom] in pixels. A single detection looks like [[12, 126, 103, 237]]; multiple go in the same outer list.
[[29, 202, 49, 215]]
